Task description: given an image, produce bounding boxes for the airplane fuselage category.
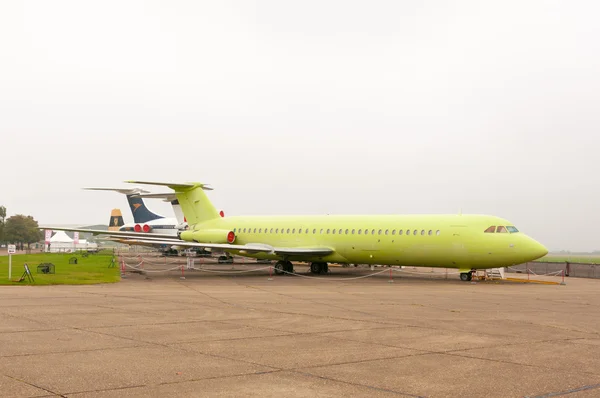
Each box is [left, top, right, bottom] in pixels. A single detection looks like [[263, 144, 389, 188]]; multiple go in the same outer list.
[[185, 214, 547, 270]]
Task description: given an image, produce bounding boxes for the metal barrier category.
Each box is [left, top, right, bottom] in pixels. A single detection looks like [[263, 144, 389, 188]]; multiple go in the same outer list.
[[506, 261, 600, 279]]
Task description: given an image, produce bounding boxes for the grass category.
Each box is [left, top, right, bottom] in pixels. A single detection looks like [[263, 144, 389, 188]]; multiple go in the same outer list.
[[535, 254, 600, 264], [0, 250, 120, 285]]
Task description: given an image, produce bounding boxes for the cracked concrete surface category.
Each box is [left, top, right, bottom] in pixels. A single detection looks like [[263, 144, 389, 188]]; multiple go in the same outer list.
[[0, 267, 598, 397]]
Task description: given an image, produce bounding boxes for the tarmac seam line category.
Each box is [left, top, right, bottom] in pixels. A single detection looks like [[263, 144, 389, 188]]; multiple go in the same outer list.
[[526, 382, 600, 397], [291, 369, 424, 397], [2, 373, 66, 397]]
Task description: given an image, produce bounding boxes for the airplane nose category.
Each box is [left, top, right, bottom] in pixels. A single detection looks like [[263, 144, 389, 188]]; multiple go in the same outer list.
[[528, 240, 548, 261], [535, 243, 548, 259]]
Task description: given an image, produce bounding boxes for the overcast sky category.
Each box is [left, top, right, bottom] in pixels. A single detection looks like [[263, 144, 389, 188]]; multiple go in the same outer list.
[[1, 1, 598, 252]]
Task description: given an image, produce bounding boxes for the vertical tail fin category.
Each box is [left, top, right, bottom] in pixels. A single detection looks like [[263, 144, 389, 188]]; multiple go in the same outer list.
[[84, 187, 164, 224], [108, 209, 125, 231], [125, 181, 219, 228], [124, 194, 163, 223]]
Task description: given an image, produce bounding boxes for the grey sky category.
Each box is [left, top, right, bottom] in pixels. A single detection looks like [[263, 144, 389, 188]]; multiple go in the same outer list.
[[1, 1, 598, 252]]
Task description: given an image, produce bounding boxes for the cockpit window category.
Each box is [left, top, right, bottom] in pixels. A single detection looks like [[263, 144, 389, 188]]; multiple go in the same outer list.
[[496, 226, 508, 233], [484, 226, 496, 233], [507, 226, 519, 233]]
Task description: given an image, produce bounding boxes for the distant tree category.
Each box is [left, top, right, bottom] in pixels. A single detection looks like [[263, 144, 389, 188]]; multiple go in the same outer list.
[[0, 205, 5, 243], [4, 214, 43, 253]]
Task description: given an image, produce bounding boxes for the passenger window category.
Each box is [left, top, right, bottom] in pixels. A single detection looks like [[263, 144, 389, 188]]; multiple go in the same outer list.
[[496, 226, 508, 233], [313, 229, 316, 234], [345, 229, 349, 234], [233, 228, 236, 233], [292, 228, 296, 234], [259, 228, 262, 233], [413, 229, 418, 235], [436, 230, 440, 235], [399, 230, 403, 235], [320, 229, 323, 234], [392, 230, 396, 235], [305, 229, 309, 234], [421, 230, 425, 235], [339, 229, 342, 234], [332, 229, 336, 235], [371, 229, 375, 235], [253, 228, 257, 233], [327, 229, 330, 234], [484, 226, 496, 233], [385, 229, 389, 235], [378, 229, 382, 235], [428, 230, 432, 236], [406, 230, 410, 236], [243, 228, 247, 233], [352, 229, 355, 234], [358, 229, 362, 235], [275, 228, 278, 233], [270, 228, 273, 233], [365, 229, 369, 235]]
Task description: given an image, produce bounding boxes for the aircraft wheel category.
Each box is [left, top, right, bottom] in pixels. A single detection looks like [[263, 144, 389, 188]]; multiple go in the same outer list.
[[310, 262, 328, 274], [310, 263, 321, 274], [284, 261, 294, 274], [460, 272, 471, 281], [274, 261, 285, 275]]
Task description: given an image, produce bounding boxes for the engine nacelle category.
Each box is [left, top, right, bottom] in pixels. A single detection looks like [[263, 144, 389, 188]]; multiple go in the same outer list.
[[180, 229, 236, 244], [142, 224, 152, 233], [134, 224, 142, 232]]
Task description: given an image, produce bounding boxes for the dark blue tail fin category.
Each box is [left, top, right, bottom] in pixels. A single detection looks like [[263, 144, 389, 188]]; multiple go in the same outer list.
[[125, 195, 163, 223]]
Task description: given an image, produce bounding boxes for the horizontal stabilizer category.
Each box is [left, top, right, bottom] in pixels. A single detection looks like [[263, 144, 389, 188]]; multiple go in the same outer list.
[[124, 181, 213, 191], [84, 187, 152, 195]]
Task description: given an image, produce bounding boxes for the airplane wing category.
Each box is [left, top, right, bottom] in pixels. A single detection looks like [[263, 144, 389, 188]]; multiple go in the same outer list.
[[41, 226, 334, 257], [117, 238, 334, 257], [40, 226, 179, 240]]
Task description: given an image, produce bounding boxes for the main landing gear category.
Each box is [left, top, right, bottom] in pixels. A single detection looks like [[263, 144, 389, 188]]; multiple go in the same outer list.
[[310, 262, 328, 275], [274, 260, 294, 275], [460, 271, 473, 281]]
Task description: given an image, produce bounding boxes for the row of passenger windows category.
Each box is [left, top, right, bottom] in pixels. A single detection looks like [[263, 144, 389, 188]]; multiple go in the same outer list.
[[233, 227, 442, 236], [484, 225, 519, 233]]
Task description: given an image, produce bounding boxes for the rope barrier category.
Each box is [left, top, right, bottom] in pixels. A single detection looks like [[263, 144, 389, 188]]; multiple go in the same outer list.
[[190, 266, 273, 274], [277, 267, 391, 280], [122, 262, 182, 273]]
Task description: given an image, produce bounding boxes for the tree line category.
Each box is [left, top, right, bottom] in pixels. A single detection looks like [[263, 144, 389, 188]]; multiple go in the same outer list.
[[0, 205, 43, 252]]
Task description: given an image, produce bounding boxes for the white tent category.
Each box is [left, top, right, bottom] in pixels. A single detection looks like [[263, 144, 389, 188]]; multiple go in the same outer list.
[[46, 231, 98, 253], [47, 231, 73, 253]]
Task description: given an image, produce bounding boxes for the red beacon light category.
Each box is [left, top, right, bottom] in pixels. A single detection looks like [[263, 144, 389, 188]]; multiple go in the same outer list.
[[227, 231, 235, 243], [134, 224, 142, 232], [219, 210, 225, 217], [142, 224, 151, 233]]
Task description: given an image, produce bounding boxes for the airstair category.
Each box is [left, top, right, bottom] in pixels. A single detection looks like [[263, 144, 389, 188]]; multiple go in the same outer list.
[[485, 267, 505, 280]]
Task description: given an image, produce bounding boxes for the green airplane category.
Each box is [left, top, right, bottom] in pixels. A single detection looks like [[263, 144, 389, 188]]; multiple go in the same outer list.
[[43, 180, 548, 281]]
